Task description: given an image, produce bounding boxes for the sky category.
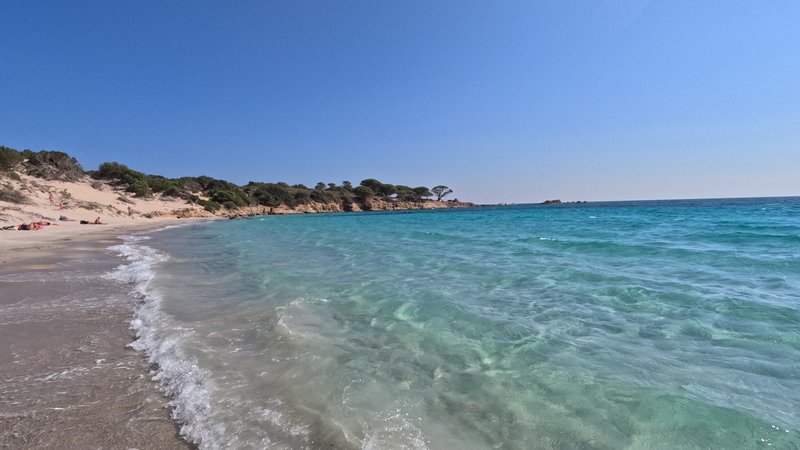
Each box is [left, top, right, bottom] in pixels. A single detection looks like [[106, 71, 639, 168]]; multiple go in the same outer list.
[[1, 0, 799, 203]]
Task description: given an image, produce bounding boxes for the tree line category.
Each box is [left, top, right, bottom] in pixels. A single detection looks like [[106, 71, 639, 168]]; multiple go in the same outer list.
[[0, 145, 456, 212]]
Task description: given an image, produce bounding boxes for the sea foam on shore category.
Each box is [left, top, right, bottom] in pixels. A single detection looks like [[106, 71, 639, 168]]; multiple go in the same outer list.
[[108, 235, 223, 448]]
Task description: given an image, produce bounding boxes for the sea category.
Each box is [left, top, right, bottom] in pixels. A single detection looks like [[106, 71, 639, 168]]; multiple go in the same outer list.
[[108, 197, 800, 449]]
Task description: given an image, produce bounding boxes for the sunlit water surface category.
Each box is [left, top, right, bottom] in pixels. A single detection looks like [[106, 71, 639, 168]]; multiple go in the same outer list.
[[113, 198, 800, 449]]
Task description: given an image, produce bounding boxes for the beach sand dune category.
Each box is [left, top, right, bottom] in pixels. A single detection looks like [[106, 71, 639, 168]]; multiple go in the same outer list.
[[1, 171, 206, 226]]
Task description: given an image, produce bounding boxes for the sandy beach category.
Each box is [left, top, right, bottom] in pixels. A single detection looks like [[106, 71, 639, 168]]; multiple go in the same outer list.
[[0, 220, 195, 449]]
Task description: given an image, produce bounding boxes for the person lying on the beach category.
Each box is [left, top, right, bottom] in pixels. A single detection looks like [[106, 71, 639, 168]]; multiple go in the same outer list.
[[81, 217, 106, 225], [58, 215, 72, 221], [18, 223, 44, 230]]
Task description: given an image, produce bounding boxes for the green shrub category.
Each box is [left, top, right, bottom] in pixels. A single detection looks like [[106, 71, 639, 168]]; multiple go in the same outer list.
[[245, 183, 297, 207], [212, 190, 247, 207], [127, 179, 152, 197], [309, 190, 328, 203], [198, 199, 221, 212], [293, 190, 311, 204], [162, 187, 183, 197], [251, 190, 277, 207], [0, 186, 27, 203], [0, 146, 24, 171], [8, 171, 21, 181], [145, 175, 179, 193], [178, 177, 202, 192], [24, 150, 85, 181], [94, 162, 133, 180]]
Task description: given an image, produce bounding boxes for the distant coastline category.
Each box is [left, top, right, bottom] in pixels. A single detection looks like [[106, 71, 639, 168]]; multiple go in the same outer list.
[[0, 145, 474, 226]]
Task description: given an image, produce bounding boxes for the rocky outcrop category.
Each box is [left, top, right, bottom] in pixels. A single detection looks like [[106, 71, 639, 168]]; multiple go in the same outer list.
[[160, 208, 216, 218], [364, 199, 474, 211], [164, 199, 476, 219], [539, 199, 588, 205]]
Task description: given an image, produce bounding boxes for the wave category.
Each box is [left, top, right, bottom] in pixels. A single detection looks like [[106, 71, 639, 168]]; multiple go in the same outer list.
[[106, 234, 223, 449]]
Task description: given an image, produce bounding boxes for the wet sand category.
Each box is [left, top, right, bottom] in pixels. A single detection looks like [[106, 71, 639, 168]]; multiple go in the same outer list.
[[0, 226, 193, 449]]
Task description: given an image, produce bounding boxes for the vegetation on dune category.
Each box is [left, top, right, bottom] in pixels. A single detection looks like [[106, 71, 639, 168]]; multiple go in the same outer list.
[[0, 184, 27, 204], [1, 146, 84, 181], [24, 151, 84, 181], [0, 146, 25, 171], [0, 145, 462, 211]]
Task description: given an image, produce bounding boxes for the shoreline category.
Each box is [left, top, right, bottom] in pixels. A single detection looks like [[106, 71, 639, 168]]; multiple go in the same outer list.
[[0, 219, 200, 449], [0, 217, 203, 254]]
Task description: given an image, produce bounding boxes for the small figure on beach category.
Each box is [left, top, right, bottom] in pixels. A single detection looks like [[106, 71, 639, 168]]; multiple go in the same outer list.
[[93, 217, 104, 224], [48, 192, 55, 205], [17, 222, 45, 230]]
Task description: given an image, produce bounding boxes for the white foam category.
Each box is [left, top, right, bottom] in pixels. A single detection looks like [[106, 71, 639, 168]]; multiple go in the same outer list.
[[106, 235, 226, 449], [362, 405, 429, 450], [145, 221, 204, 233]]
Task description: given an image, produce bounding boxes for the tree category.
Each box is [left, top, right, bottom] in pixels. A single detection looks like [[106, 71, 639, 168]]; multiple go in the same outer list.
[[360, 178, 383, 193], [394, 185, 415, 201], [128, 178, 152, 197], [315, 182, 326, 191], [353, 185, 374, 202], [377, 183, 396, 198], [432, 185, 453, 201], [413, 186, 432, 201]]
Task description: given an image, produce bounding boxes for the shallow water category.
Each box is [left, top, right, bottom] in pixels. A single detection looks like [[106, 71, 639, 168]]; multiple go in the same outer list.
[[116, 198, 800, 449]]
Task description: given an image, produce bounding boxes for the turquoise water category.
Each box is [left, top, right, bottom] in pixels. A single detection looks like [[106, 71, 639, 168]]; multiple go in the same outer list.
[[115, 198, 800, 449]]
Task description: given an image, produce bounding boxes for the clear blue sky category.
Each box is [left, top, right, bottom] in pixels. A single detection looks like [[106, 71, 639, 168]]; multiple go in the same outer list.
[[2, 1, 798, 203]]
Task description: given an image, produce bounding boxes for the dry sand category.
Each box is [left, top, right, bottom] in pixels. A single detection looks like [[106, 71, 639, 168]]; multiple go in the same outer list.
[[0, 220, 198, 449], [0, 172, 207, 227]]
